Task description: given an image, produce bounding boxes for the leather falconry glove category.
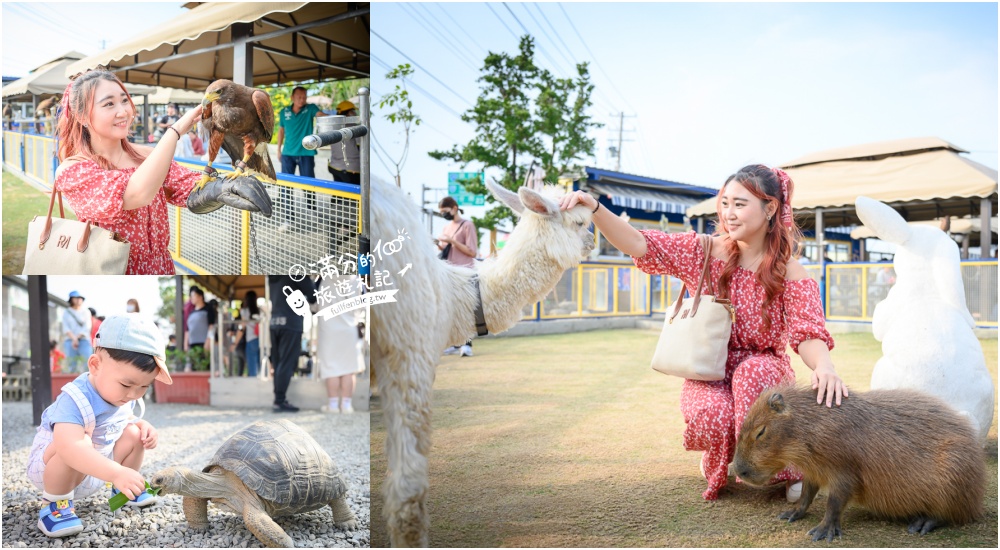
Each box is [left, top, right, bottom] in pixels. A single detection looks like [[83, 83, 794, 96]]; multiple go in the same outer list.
[[187, 173, 273, 217]]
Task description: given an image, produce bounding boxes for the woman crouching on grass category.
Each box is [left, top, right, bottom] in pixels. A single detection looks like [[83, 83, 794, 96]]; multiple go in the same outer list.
[[560, 164, 847, 502], [53, 70, 270, 275]]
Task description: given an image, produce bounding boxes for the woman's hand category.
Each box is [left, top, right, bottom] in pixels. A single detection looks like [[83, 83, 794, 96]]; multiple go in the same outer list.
[[172, 104, 203, 135], [437, 235, 453, 245], [811, 362, 848, 407], [558, 190, 598, 212]]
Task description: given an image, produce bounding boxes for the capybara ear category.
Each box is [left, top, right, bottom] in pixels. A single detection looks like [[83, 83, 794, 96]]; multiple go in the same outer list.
[[768, 392, 785, 413]]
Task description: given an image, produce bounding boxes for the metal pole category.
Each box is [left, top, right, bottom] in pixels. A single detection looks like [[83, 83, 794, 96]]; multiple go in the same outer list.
[[981, 198, 993, 258], [615, 112, 623, 172], [28, 276, 51, 426], [232, 23, 254, 87], [358, 87, 370, 284]]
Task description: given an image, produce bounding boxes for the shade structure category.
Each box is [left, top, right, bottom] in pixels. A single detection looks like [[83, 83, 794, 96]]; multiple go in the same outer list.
[[3, 51, 155, 99], [131, 87, 207, 105], [64, 2, 370, 90], [686, 137, 998, 229]]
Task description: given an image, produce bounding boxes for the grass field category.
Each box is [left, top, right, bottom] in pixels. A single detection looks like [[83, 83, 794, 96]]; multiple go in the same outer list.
[[2, 168, 75, 274], [371, 329, 999, 547]]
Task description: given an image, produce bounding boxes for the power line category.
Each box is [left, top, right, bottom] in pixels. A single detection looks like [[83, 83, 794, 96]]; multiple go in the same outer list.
[[525, 3, 577, 72], [434, 3, 489, 60], [557, 2, 637, 115], [371, 29, 473, 110], [372, 54, 467, 120], [485, 3, 519, 40], [401, 3, 480, 72]]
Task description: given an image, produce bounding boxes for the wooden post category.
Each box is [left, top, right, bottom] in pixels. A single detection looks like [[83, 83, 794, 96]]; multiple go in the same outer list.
[[28, 276, 51, 426]]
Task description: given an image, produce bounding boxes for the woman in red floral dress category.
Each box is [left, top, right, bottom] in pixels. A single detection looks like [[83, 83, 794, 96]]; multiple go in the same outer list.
[[561, 164, 847, 501], [52, 70, 269, 275]]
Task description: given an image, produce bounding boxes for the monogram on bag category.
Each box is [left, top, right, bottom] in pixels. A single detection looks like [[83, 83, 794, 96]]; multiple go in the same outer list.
[[650, 234, 734, 381], [22, 186, 130, 275]]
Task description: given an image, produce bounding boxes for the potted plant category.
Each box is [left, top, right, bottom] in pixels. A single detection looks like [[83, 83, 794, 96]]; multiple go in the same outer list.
[[153, 348, 211, 405]]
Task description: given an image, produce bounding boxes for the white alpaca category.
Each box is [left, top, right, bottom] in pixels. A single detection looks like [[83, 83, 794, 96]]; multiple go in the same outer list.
[[856, 196, 994, 446], [372, 175, 594, 546]]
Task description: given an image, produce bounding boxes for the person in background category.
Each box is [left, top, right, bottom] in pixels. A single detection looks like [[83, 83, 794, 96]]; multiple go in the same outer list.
[[88, 308, 102, 347], [62, 291, 92, 373], [437, 196, 480, 357], [166, 335, 177, 353], [184, 287, 208, 371], [154, 103, 179, 140], [126, 299, 140, 313], [268, 275, 317, 412], [188, 128, 205, 156], [317, 277, 365, 413], [50, 340, 65, 374], [231, 290, 261, 378], [326, 100, 360, 184], [276, 86, 327, 232]]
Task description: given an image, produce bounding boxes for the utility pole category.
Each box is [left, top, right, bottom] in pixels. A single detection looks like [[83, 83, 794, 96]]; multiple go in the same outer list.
[[616, 112, 624, 171], [608, 112, 636, 172]]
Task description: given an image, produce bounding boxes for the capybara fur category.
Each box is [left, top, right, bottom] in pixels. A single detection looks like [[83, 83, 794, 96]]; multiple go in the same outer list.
[[733, 385, 984, 541]]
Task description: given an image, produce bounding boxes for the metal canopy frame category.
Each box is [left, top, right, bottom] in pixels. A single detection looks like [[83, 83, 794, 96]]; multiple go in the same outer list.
[[101, 5, 369, 90]]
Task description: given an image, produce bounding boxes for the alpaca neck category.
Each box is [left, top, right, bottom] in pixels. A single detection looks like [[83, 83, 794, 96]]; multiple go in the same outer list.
[[477, 238, 571, 334]]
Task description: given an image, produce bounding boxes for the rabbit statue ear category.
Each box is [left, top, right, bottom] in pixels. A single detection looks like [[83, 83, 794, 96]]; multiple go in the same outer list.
[[856, 196, 912, 246], [486, 178, 524, 215]]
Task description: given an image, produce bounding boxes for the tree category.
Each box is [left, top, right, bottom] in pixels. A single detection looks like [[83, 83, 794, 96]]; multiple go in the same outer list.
[[376, 64, 422, 187], [430, 35, 599, 232], [258, 78, 371, 144], [157, 277, 176, 325]]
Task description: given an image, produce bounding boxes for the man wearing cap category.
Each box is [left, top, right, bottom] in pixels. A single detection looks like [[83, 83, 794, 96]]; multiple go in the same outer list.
[[327, 100, 361, 185], [276, 86, 328, 231], [27, 315, 172, 538], [62, 291, 92, 374]]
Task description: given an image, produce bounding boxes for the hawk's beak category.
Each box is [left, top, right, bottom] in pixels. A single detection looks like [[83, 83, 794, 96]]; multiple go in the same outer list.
[[202, 91, 221, 107]]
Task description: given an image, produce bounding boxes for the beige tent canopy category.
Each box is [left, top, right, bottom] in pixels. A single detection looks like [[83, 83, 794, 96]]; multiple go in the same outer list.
[[3, 51, 155, 100], [64, 2, 369, 90], [131, 87, 207, 106], [687, 137, 998, 230]]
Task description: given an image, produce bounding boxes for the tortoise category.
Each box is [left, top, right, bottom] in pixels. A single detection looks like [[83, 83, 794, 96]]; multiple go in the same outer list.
[[150, 419, 357, 547]]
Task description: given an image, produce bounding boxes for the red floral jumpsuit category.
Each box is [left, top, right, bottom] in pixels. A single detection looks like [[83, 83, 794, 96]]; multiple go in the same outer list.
[[634, 230, 834, 500], [55, 159, 199, 275]]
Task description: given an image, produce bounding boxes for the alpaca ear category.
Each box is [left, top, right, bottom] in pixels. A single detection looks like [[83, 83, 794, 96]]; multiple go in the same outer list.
[[518, 186, 560, 218], [486, 178, 524, 215], [856, 196, 912, 246]]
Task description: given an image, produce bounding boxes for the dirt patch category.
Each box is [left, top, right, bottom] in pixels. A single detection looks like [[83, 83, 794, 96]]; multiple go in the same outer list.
[[372, 330, 998, 547]]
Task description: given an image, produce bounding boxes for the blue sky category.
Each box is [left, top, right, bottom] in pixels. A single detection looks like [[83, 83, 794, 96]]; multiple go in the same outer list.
[[371, 2, 998, 233], [2, 2, 189, 77]]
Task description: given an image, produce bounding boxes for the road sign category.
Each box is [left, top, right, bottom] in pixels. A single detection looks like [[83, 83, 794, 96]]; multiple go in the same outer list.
[[447, 172, 486, 206]]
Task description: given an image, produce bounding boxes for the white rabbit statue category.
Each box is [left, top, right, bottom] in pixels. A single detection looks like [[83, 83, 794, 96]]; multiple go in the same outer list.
[[855, 196, 994, 446]]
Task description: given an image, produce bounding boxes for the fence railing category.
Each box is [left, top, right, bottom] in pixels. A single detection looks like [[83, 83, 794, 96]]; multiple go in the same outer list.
[[522, 259, 998, 328], [2, 131, 360, 275]]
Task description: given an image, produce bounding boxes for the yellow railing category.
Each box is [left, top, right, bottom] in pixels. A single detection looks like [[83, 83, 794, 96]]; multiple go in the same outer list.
[[2, 132, 360, 275], [825, 262, 997, 327]]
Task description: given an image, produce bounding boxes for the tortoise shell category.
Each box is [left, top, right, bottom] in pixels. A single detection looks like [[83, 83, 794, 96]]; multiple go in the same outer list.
[[204, 419, 347, 508]]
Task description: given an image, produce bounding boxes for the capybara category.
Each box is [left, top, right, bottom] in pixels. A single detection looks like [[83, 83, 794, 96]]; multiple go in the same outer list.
[[732, 385, 984, 541]]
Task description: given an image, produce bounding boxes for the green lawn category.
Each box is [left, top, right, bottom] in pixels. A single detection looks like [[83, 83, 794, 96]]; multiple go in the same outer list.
[[2, 168, 75, 274], [371, 329, 998, 548]]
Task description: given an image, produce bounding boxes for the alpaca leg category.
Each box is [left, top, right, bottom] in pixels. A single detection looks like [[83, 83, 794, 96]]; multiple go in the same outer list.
[[378, 344, 434, 547]]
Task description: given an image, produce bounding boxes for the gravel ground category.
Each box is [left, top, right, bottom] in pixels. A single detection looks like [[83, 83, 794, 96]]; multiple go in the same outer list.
[[1, 402, 369, 548]]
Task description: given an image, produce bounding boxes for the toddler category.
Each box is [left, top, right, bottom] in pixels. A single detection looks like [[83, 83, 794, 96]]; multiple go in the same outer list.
[[27, 315, 173, 537]]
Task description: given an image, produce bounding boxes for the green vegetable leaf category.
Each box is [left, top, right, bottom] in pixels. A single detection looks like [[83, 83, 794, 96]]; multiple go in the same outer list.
[[108, 481, 160, 511]]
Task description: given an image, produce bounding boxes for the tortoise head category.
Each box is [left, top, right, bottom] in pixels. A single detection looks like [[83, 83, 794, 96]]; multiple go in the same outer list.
[[150, 466, 192, 495]]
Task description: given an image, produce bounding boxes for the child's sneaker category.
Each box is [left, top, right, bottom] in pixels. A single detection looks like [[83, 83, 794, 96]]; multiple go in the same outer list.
[[38, 499, 84, 537], [111, 487, 158, 508]]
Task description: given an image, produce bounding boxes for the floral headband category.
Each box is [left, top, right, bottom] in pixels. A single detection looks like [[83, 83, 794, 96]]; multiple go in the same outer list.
[[772, 167, 794, 229]]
